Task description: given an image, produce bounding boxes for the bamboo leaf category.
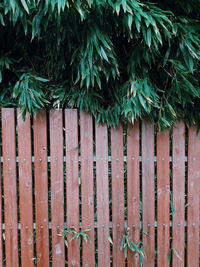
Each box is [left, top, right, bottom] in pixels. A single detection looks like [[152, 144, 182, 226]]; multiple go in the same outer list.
[[20, 0, 29, 14]]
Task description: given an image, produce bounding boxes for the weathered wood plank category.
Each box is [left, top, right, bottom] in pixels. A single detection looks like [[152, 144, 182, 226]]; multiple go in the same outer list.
[[34, 110, 49, 266], [65, 109, 80, 266], [50, 110, 65, 266], [142, 121, 155, 266], [96, 123, 110, 267], [172, 122, 185, 266], [127, 121, 140, 267], [111, 125, 125, 267], [157, 130, 170, 266], [2, 108, 19, 267], [18, 111, 34, 267], [80, 111, 95, 266], [187, 126, 200, 267]]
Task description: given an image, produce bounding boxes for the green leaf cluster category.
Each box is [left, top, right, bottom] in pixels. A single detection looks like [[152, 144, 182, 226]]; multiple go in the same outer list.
[[61, 227, 91, 247], [0, 0, 199, 129], [120, 229, 145, 266]]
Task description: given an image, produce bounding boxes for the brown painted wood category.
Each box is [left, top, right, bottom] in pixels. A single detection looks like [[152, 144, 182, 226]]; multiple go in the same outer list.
[[50, 110, 65, 266], [1, 108, 200, 267], [157, 130, 170, 266], [96, 123, 110, 267], [187, 126, 200, 267], [127, 121, 140, 267], [33, 110, 49, 266], [172, 122, 185, 266], [142, 121, 155, 266], [65, 109, 80, 266], [80, 111, 95, 266], [111, 125, 125, 267], [17, 111, 34, 267], [1, 108, 19, 267], [0, 114, 2, 266]]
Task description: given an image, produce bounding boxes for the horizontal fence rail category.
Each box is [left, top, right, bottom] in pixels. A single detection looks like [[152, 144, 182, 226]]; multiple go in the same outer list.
[[0, 108, 199, 266]]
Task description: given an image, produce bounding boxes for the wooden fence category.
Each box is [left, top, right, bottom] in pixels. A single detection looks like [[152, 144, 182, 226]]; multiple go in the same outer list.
[[0, 108, 199, 266]]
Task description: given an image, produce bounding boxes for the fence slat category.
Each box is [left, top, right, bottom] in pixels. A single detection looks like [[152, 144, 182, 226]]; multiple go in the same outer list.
[[157, 130, 170, 266], [142, 121, 155, 266], [50, 110, 65, 266], [187, 126, 200, 266], [2, 108, 19, 267], [65, 109, 80, 266], [80, 111, 95, 266], [34, 110, 49, 266], [0, 117, 2, 266], [172, 122, 185, 266], [96, 123, 110, 267], [18, 111, 34, 267], [111, 125, 125, 267], [127, 121, 140, 267]]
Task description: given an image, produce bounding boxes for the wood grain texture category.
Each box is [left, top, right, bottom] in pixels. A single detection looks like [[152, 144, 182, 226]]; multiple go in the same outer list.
[[2, 108, 19, 267], [172, 122, 185, 266], [80, 111, 95, 266], [142, 121, 155, 267], [127, 121, 140, 267], [187, 126, 200, 267], [111, 125, 125, 267], [18, 111, 34, 267], [65, 109, 80, 266], [157, 130, 170, 266], [50, 110, 65, 266], [96, 123, 110, 267], [34, 110, 49, 266]]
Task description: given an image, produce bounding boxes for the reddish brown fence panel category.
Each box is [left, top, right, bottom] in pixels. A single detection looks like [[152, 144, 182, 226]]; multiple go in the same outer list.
[[65, 109, 80, 266], [2, 108, 19, 267], [172, 122, 185, 266], [0, 118, 2, 266], [187, 126, 200, 266], [50, 110, 65, 266], [80, 111, 95, 266], [127, 121, 140, 267], [142, 121, 155, 266], [0, 108, 200, 267], [111, 125, 125, 267], [34, 110, 49, 266], [96, 123, 110, 267], [18, 111, 34, 267], [157, 131, 170, 266]]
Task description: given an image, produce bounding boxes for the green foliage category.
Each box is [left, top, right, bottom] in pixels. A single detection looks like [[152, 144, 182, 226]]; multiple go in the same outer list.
[[120, 228, 145, 266], [168, 248, 182, 264], [60, 227, 91, 247], [170, 191, 175, 216], [0, 0, 199, 129], [12, 73, 49, 119]]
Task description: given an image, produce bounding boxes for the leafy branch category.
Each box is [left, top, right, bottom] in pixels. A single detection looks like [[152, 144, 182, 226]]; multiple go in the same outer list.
[[59, 227, 91, 247]]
